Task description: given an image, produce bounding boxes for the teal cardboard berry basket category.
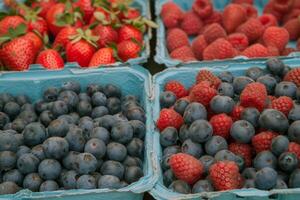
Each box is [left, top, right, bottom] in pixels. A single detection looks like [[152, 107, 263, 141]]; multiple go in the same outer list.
[[155, 0, 300, 68], [0, 64, 158, 200], [150, 58, 300, 200]]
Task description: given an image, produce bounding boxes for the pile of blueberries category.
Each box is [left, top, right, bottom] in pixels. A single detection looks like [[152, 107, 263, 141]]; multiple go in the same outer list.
[[0, 81, 146, 194]]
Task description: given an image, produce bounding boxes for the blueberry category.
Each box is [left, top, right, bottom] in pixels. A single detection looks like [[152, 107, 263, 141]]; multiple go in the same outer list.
[[230, 120, 255, 143], [274, 178, 288, 189], [69, 112, 80, 124], [181, 139, 203, 158], [289, 169, 300, 188], [127, 138, 144, 158], [65, 127, 86, 152], [288, 120, 300, 144], [85, 138, 106, 159], [14, 134, 23, 146], [86, 84, 103, 96], [90, 127, 110, 144], [0, 112, 9, 129], [39, 110, 54, 127], [122, 100, 140, 113], [103, 84, 121, 98], [0, 93, 14, 104], [4, 102, 20, 119], [241, 108, 260, 128], [163, 145, 181, 157], [76, 175, 96, 189], [124, 166, 143, 184], [205, 136, 228, 156], [179, 124, 190, 143], [61, 170, 78, 189], [246, 67, 265, 81], [17, 153, 39, 174], [288, 107, 300, 122], [78, 93, 91, 103], [62, 151, 79, 170], [0, 151, 16, 171], [217, 82, 234, 98], [38, 159, 61, 180], [168, 180, 191, 194], [123, 156, 142, 168], [123, 95, 139, 103], [74, 153, 98, 174], [3, 169, 23, 186], [0, 182, 21, 194], [266, 58, 284, 76], [218, 71, 233, 83], [35, 101, 49, 115], [210, 95, 234, 114], [21, 103, 35, 112], [98, 175, 121, 189], [91, 106, 108, 119], [79, 117, 94, 139], [3, 122, 12, 130], [51, 100, 68, 117], [234, 155, 245, 171], [107, 97, 121, 115], [18, 110, 37, 124], [160, 91, 176, 108], [58, 114, 77, 124], [271, 135, 289, 156], [278, 152, 298, 172], [113, 112, 128, 122], [183, 102, 207, 125], [163, 169, 175, 187], [48, 119, 70, 137], [277, 171, 289, 183], [15, 95, 30, 106], [61, 81, 81, 94], [257, 75, 277, 95], [275, 81, 297, 99], [23, 172, 43, 191], [95, 115, 117, 130], [39, 180, 59, 191], [100, 160, 124, 179], [58, 90, 79, 110], [160, 127, 178, 147], [91, 92, 107, 107], [23, 122, 47, 147], [255, 167, 277, 190], [77, 101, 92, 117], [16, 145, 30, 158], [90, 172, 101, 183], [125, 106, 146, 123], [259, 109, 289, 133], [214, 150, 236, 162], [106, 142, 127, 161], [0, 131, 18, 152], [174, 99, 190, 115], [43, 137, 69, 159], [199, 155, 215, 175], [111, 121, 133, 144], [161, 155, 171, 171], [192, 180, 213, 193], [43, 87, 59, 102], [242, 167, 256, 179], [31, 145, 45, 160], [253, 151, 277, 170], [233, 76, 254, 94], [129, 120, 146, 139], [243, 179, 255, 188]]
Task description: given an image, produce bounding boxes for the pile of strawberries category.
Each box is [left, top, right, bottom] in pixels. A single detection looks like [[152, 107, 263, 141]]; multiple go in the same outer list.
[[0, 0, 155, 71], [161, 0, 300, 62]]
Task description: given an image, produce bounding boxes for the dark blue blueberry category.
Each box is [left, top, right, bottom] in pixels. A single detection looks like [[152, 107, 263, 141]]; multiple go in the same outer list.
[[38, 159, 62, 180], [297, 88, 300, 102], [31, 145, 45, 160], [43, 87, 58, 102], [179, 125, 189, 143], [288, 106, 300, 122], [111, 121, 133, 144], [43, 137, 69, 159], [243, 179, 255, 188], [127, 138, 144, 158], [35, 100, 49, 114], [86, 84, 103, 96], [0, 131, 18, 152], [241, 108, 260, 128], [125, 106, 146, 123], [69, 112, 80, 124], [121, 100, 140, 113], [281, 65, 291, 77], [163, 145, 181, 157], [106, 142, 127, 161], [245, 67, 265, 81], [17, 110, 37, 124], [235, 155, 245, 171], [174, 99, 190, 115], [257, 75, 277, 95], [129, 120, 145, 139], [123, 156, 142, 168], [0, 112, 9, 129], [39, 180, 59, 191], [124, 166, 143, 184], [274, 178, 288, 189], [90, 172, 101, 183], [76, 175, 96, 189], [275, 81, 297, 99], [58, 114, 77, 124], [253, 151, 277, 170], [255, 167, 277, 190], [168, 180, 191, 194], [85, 138, 106, 159], [62, 151, 79, 170], [210, 95, 235, 114], [3, 122, 12, 130], [79, 117, 94, 139], [163, 169, 175, 187], [91, 106, 109, 119], [107, 97, 121, 115], [17, 153, 40, 174], [47, 118, 70, 137], [230, 120, 255, 143], [278, 171, 289, 183], [77, 101, 92, 117], [21, 103, 34, 112], [58, 90, 79, 111], [78, 93, 91, 103], [205, 136, 228, 156], [4, 102, 20, 119], [217, 82, 234, 98], [160, 127, 178, 147], [242, 167, 256, 179], [90, 127, 110, 144], [100, 160, 124, 179], [259, 109, 289, 133], [199, 155, 215, 175], [14, 134, 23, 146], [183, 102, 207, 125], [103, 84, 121, 98], [271, 135, 289, 156], [61, 81, 81, 94], [15, 95, 30, 106], [23, 173, 43, 192], [192, 180, 213, 193], [61, 170, 78, 189], [98, 175, 121, 189], [0, 182, 20, 194], [113, 112, 128, 122], [92, 92, 107, 107], [16, 145, 30, 158], [0, 93, 14, 104], [181, 139, 203, 158], [3, 169, 23, 186], [233, 76, 254, 94], [218, 71, 233, 83], [278, 152, 298, 172], [94, 115, 117, 130], [288, 120, 300, 144], [266, 58, 284, 76], [23, 122, 47, 147], [123, 95, 139, 103], [74, 153, 98, 174], [39, 110, 54, 127], [0, 151, 16, 171], [289, 169, 300, 188], [160, 91, 176, 108], [161, 155, 171, 171], [214, 149, 236, 162], [65, 127, 86, 152], [51, 100, 68, 117]]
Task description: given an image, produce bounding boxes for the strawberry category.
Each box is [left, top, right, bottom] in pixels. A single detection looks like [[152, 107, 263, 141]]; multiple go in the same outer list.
[[89, 7, 112, 25], [209, 113, 233, 139], [203, 23, 227, 44], [156, 108, 184, 131], [284, 68, 300, 87], [161, 2, 184, 29], [237, 18, 264, 43], [203, 38, 236, 61], [196, 70, 221, 89], [230, 105, 245, 121], [117, 40, 141, 62], [263, 26, 289, 52], [119, 8, 141, 20], [118, 25, 143, 43], [259, 14, 278, 30], [22, 32, 43, 54], [32, 0, 56, 19], [192, 35, 207, 60], [252, 131, 278, 153], [53, 27, 77, 49], [170, 46, 196, 62], [92, 25, 118, 48], [229, 143, 253, 167], [166, 28, 189, 52], [271, 96, 294, 116], [165, 81, 188, 99], [210, 161, 242, 191], [88, 48, 116, 67], [36, 49, 64, 70], [288, 142, 300, 160], [228, 33, 249, 51], [241, 44, 269, 58], [283, 19, 300, 41], [192, 0, 213, 19], [222, 4, 247, 33], [180, 11, 203, 36], [169, 153, 204, 184], [0, 16, 27, 36], [74, 0, 94, 24], [189, 81, 217, 107]]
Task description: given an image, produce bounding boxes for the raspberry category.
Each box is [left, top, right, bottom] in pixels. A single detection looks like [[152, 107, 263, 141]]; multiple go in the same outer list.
[[282, 9, 300, 23], [222, 4, 247, 33], [241, 44, 270, 58], [209, 161, 242, 191], [189, 82, 217, 107], [284, 68, 300, 87], [166, 28, 189, 52], [203, 38, 236, 61], [192, 35, 208, 60], [230, 105, 244, 121], [283, 19, 300, 40], [267, 46, 280, 57], [169, 153, 204, 184], [263, 2, 283, 22], [273, 0, 294, 13], [196, 70, 221, 89], [281, 48, 296, 56], [203, 23, 227, 44], [165, 81, 188, 99], [288, 142, 300, 160], [229, 143, 253, 167], [170, 46, 196, 62], [161, 2, 184, 29], [232, 0, 253, 4], [228, 33, 249, 51], [259, 14, 278, 30], [209, 113, 233, 139], [263, 26, 289, 51], [156, 108, 184, 131], [192, 0, 213, 19], [240, 82, 268, 111], [297, 38, 300, 50], [180, 11, 203, 36], [271, 96, 294, 116], [268, 95, 277, 102], [252, 131, 278, 153], [237, 18, 264, 43], [203, 11, 222, 25], [241, 3, 258, 19]]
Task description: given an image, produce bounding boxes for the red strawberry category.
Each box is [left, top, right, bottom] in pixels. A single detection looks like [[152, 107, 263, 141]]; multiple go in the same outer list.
[[203, 23, 227, 44], [27, 18, 48, 36], [165, 81, 188, 99], [117, 40, 141, 62], [259, 14, 278, 30], [230, 105, 244, 121], [210, 161, 242, 191], [156, 108, 183, 131], [229, 143, 253, 167], [0, 16, 27, 36], [209, 113, 233, 139], [192, 0, 213, 19], [240, 82, 268, 111], [74, 0, 94, 24], [36, 49, 64, 70], [170, 46, 196, 62], [166, 28, 189, 52], [284, 68, 300, 87], [169, 153, 204, 184], [283, 19, 300, 41], [203, 38, 236, 61], [288, 142, 300, 160], [228, 33, 249, 51], [203, 11, 222, 25], [93, 25, 118, 48], [22, 32, 43, 54], [118, 25, 143, 43], [190, 82, 217, 107], [252, 131, 278, 153], [53, 27, 77, 49], [161, 2, 184, 29], [241, 44, 270, 58], [222, 4, 247, 33], [241, 3, 258, 19], [88, 48, 116, 67], [271, 96, 294, 116], [89, 7, 111, 25], [237, 18, 264, 43], [32, 0, 56, 19], [263, 26, 289, 52], [119, 8, 141, 20], [196, 70, 221, 89], [192, 35, 207, 60], [180, 11, 203, 36]]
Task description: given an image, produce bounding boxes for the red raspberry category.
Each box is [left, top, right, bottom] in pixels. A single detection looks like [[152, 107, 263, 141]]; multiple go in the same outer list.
[[210, 114, 233, 139], [156, 108, 183, 131], [165, 81, 188, 99], [271, 96, 294, 116], [263, 2, 283, 22], [189, 82, 217, 107], [192, 0, 213, 19], [232, 0, 253, 4], [203, 38, 236, 61], [263, 26, 289, 52], [273, 0, 294, 13], [241, 4, 258, 19], [252, 131, 278, 153], [203, 23, 227, 44], [240, 82, 268, 111], [161, 2, 184, 29], [203, 11, 222, 25], [170, 46, 197, 62], [288, 142, 300, 160], [267, 46, 280, 57], [222, 4, 247, 33], [237, 18, 264, 43], [229, 143, 253, 167], [284, 68, 300, 87], [230, 105, 244, 121], [282, 9, 300, 23], [180, 11, 203, 36], [228, 33, 249, 51], [169, 153, 204, 184], [166, 28, 189, 52], [259, 14, 278, 30], [209, 161, 242, 191], [297, 38, 300, 50], [283, 19, 300, 41], [294, 0, 300, 9], [192, 35, 208, 60], [282, 48, 296, 56], [241, 44, 270, 58], [268, 95, 277, 102], [196, 70, 221, 89]]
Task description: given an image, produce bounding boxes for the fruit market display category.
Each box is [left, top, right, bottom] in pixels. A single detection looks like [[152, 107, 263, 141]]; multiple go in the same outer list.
[[161, 0, 300, 62], [0, 0, 155, 71], [0, 82, 146, 194], [156, 58, 300, 193]]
